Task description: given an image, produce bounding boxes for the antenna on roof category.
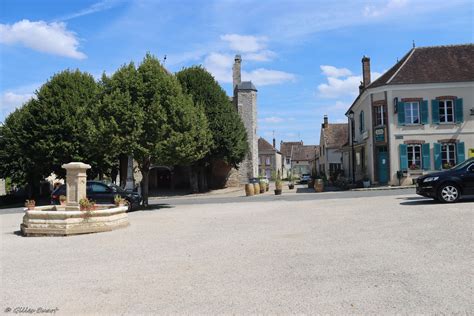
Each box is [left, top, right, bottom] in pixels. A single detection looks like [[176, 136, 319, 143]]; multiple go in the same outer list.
[[412, 40, 415, 48]]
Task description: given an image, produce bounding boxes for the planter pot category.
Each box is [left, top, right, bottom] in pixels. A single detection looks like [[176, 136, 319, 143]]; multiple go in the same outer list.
[[266, 183, 269, 191], [26, 205, 35, 210], [274, 189, 282, 195], [245, 184, 254, 196], [259, 185, 265, 194], [363, 180, 370, 188], [60, 201, 66, 206], [314, 179, 324, 192], [253, 183, 260, 195], [288, 184, 294, 189]]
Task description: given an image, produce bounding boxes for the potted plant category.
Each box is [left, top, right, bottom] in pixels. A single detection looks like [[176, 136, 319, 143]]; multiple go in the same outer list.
[[362, 175, 370, 188], [288, 171, 295, 189], [59, 195, 67, 206], [259, 179, 266, 194], [79, 197, 95, 211], [114, 194, 127, 207], [25, 199, 35, 210], [274, 171, 282, 195]]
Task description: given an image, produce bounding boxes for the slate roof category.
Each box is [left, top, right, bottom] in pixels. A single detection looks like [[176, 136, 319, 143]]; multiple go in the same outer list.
[[258, 137, 276, 152], [237, 81, 257, 91], [369, 44, 474, 88], [322, 123, 349, 149], [292, 145, 318, 162], [280, 141, 303, 158]]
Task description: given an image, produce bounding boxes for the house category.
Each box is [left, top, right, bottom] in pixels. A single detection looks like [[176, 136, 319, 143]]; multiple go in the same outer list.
[[280, 141, 303, 178], [317, 115, 348, 178], [345, 44, 474, 185], [280, 141, 317, 178], [258, 137, 282, 179]]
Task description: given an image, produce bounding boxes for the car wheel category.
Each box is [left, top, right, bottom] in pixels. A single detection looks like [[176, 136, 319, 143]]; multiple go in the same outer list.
[[437, 183, 461, 203]]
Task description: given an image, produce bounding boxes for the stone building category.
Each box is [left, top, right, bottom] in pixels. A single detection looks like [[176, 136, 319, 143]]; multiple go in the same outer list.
[[258, 137, 282, 179], [232, 55, 259, 182], [317, 115, 348, 177], [280, 141, 318, 178]]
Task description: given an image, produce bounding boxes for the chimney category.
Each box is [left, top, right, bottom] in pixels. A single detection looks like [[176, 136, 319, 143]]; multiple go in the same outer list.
[[323, 115, 328, 128], [362, 56, 371, 88], [273, 138, 276, 149], [232, 55, 242, 90]]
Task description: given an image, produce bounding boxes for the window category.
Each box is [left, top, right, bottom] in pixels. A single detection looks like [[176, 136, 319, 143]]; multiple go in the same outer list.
[[329, 163, 341, 175], [407, 144, 422, 170], [258, 157, 262, 165], [439, 99, 454, 123], [91, 183, 109, 193], [265, 157, 271, 165], [286, 158, 290, 164], [359, 111, 365, 132], [404, 102, 420, 124], [441, 143, 456, 168], [375, 105, 384, 126]]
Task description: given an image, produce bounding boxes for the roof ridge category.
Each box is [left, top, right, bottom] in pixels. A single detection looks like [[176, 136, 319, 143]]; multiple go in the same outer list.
[[415, 43, 474, 49], [387, 48, 416, 84]]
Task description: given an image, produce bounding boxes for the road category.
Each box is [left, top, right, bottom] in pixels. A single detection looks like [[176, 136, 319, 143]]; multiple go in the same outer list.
[[1, 190, 472, 314]]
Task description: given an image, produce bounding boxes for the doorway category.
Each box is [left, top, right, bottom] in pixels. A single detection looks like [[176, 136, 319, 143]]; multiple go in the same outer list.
[[377, 146, 389, 185]]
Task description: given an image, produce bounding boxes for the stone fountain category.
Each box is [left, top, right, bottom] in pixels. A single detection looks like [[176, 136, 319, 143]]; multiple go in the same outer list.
[[21, 162, 129, 237]]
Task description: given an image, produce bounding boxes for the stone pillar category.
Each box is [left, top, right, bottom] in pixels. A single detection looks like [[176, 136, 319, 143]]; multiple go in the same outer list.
[[125, 155, 134, 191], [62, 162, 91, 210]]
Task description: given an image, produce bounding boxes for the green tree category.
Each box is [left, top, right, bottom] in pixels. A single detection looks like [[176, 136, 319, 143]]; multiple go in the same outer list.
[[176, 66, 248, 190], [104, 54, 212, 206]]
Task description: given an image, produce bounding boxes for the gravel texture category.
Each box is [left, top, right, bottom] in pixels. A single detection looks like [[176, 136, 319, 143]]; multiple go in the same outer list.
[[1, 193, 472, 314]]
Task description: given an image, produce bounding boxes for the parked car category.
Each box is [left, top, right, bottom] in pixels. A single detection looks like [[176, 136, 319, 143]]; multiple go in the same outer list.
[[51, 181, 142, 211], [416, 158, 474, 203], [300, 174, 311, 184]]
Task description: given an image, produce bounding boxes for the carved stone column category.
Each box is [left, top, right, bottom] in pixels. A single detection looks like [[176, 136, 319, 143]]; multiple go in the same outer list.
[[62, 162, 91, 210]]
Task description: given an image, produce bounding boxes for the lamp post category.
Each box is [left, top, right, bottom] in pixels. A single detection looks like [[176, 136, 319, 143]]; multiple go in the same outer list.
[[347, 111, 356, 184]]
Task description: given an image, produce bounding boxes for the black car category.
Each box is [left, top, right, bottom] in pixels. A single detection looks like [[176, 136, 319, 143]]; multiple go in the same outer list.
[[416, 158, 474, 203], [51, 181, 142, 211]]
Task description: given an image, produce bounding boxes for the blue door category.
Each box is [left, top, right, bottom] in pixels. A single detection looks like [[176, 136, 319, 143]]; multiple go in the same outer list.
[[377, 147, 389, 185]]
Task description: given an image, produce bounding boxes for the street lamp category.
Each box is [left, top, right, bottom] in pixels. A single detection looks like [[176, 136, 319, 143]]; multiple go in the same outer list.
[[347, 110, 356, 184]]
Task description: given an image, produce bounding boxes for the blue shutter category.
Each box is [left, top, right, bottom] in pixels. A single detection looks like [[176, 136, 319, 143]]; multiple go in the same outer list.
[[398, 102, 405, 126], [457, 142, 465, 163], [434, 143, 442, 170], [455, 98, 463, 123], [420, 100, 428, 124], [399, 144, 408, 171], [422, 143, 431, 170], [431, 100, 440, 124]]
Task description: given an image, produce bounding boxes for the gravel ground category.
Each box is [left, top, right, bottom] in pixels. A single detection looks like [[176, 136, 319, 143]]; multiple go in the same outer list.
[[1, 193, 472, 315]]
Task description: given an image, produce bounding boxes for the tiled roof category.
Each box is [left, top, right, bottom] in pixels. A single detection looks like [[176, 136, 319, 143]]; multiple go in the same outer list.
[[292, 145, 318, 161], [258, 137, 275, 152], [369, 44, 474, 88], [323, 123, 348, 149], [237, 81, 257, 91], [280, 141, 303, 157]]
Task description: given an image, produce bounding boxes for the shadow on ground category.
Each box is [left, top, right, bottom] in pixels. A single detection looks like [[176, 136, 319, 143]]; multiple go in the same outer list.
[[398, 196, 474, 206], [131, 203, 174, 212]]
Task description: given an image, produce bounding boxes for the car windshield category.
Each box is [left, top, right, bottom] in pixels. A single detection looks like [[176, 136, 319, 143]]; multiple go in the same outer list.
[[451, 158, 474, 171], [109, 183, 126, 193]]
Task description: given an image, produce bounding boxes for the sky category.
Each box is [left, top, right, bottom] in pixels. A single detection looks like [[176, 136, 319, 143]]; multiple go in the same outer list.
[[1, 0, 473, 146]]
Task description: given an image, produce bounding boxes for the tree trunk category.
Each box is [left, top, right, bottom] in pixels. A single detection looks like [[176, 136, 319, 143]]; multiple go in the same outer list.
[[140, 158, 151, 207], [189, 166, 199, 193], [198, 165, 208, 192], [119, 154, 128, 188]]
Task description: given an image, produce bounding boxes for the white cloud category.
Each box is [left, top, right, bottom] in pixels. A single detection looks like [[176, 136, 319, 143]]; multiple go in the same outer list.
[[0, 91, 34, 120], [364, 0, 409, 18], [320, 65, 352, 78], [203, 52, 233, 83], [220, 34, 267, 53], [244, 50, 276, 62], [317, 65, 382, 98], [243, 68, 296, 86], [0, 20, 86, 59], [59, 0, 122, 21], [260, 116, 284, 123]]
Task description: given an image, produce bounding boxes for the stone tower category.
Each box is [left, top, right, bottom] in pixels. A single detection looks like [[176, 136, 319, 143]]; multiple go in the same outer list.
[[233, 55, 258, 182]]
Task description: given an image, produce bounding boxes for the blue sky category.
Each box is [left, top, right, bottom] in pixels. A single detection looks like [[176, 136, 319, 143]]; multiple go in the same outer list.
[[1, 0, 473, 146]]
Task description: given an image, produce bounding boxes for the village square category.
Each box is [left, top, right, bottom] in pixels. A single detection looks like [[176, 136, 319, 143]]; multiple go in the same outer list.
[[1, 0, 473, 314]]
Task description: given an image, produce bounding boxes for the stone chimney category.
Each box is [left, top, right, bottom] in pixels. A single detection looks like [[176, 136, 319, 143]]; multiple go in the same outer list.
[[233, 55, 242, 90], [362, 56, 371, 88], [322, 115, 328, 129], [273, 138, 276, 149]]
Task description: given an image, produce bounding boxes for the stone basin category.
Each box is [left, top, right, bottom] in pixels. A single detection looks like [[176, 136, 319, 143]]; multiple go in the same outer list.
[[21, 204, 129, 237]]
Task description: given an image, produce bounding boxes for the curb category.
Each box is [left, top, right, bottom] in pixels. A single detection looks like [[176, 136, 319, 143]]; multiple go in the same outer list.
[[351, 185, 415, 192]]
